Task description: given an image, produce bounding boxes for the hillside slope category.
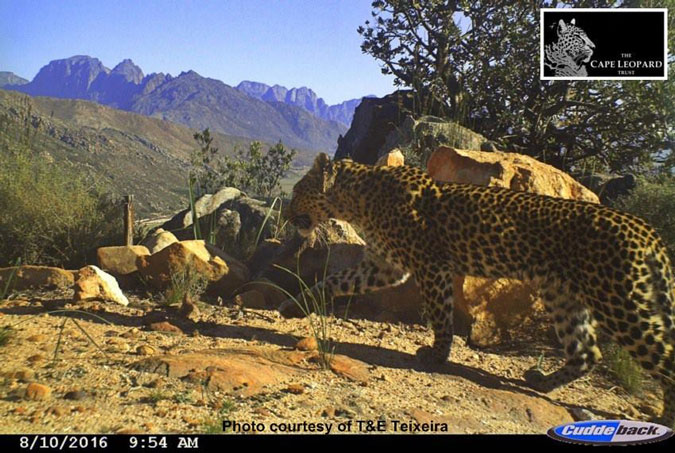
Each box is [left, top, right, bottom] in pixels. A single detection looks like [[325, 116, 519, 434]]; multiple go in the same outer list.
[[0, 89, 258, 216]]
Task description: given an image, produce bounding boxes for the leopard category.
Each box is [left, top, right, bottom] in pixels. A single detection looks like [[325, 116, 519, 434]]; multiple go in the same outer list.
[[544, 18, 596, 77], [281, 152, 675, 427]]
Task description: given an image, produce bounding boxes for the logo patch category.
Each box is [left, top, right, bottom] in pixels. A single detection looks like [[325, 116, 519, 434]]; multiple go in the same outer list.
[[540, 8, 667, 80], [547, 420, 673, 445]]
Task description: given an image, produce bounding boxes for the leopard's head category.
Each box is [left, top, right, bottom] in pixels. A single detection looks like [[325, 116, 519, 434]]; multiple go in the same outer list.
[[284, 152, 337, 237]]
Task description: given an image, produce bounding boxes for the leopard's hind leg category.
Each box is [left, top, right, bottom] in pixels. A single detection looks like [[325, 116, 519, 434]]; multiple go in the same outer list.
[[414, 263, 456, 367], [525, 282, 602, 392]]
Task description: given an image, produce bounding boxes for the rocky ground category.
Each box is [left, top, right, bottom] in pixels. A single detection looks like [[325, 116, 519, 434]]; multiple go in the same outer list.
[[0, 289, 663, 435]]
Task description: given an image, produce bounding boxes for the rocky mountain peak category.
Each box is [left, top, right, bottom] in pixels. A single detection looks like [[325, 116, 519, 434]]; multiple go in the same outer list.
[[111, 59, 144, 84]]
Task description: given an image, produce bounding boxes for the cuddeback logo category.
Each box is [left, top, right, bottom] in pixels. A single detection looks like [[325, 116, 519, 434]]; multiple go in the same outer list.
[[547, 420, 673, 445]]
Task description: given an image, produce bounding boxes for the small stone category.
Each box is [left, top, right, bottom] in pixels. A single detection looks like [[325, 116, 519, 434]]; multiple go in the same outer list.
[[73, 406, 87, 413], [27, 334, 47, 342], [146, 379, 162, 389], [143, 422, 155, 432], [6, 369, 35, 382], [47, 406, 64, 417], [148, 322, 183, 334], [27, 354, 44, 363], [321, 406, 336, 417], [183, 416, 200, 427], [285, 384, 305, 394], [64, 390, 88, 401], [106, 338, 130, 353], [25, 383, 51, 400], [254, 407, 271, 417], [120, 328, 141, 339], [136, 345, 157, 356], [295, 337, 318, 351]]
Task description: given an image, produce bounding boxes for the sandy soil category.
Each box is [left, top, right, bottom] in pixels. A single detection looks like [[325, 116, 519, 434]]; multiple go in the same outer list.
[[0, 289, 663, 435]]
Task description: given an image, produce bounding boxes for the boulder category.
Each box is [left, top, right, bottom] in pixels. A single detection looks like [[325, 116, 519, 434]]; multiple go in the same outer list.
[[427, 146, 599, 202], [96, 245, 150, 276], [0, 266, 76, 292], [335, 89, 485, 166], [136, 240, 249, 298], [73, 265, 129, 306], [158, 191, 280, 259], [577, 173, 636, 204], [142, 228, 179, 254], [249, 220, 366, 310], [161, 187, 242, 231], [427, 146, 600, 346], [375, 149, 405, 167]]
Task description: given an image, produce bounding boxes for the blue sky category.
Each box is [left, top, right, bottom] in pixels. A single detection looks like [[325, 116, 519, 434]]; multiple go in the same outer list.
[[0, 0, 397, 104]]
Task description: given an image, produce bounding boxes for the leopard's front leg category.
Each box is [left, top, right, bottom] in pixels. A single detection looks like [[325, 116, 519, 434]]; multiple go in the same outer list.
[[278, 253, 410, 318], [414, 264, 456, 368]]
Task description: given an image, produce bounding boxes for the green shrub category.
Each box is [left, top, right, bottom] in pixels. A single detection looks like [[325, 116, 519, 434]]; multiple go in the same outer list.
[[0, 148, 122, 268], [612, 175, 675, 263], [161, 260, 208, 307], [602, 342, 644, 395]]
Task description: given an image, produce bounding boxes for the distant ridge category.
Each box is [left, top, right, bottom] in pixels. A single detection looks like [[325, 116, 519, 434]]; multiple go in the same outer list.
[[0, 71, 28, 87], [7, 56, 349, 152], [236, 80, 371, 126]]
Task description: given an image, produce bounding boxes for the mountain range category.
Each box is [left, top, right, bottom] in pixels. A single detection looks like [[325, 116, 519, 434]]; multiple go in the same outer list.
[[2, 56, 366, 152], [235, 81, 369, 126]]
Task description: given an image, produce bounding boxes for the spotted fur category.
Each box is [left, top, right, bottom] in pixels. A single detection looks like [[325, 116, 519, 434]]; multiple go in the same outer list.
[[283, 153, 675, 425]]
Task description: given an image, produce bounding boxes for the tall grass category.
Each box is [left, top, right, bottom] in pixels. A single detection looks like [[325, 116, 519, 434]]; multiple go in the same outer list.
[[254, 250, 335, 369]]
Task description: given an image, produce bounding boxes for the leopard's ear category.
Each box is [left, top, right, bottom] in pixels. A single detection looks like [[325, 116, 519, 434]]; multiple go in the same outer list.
[[311, 153, 331, 173], [311, 153, 336, 193], [558, 19, 567, 33]]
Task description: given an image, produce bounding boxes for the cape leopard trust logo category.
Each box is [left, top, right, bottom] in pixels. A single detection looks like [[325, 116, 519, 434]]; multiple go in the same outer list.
[[547, 420, 673, 446], [541, 8, 667, 80]]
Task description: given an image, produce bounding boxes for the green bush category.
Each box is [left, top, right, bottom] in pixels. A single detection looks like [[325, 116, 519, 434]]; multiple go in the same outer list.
[[0, 149, 122, 268], [612, 176, 675, 263]]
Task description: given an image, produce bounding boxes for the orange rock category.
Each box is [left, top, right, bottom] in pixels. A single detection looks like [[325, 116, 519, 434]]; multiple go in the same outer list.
[[147, 322, 183, 334], [328, 354, 369, 384], [427, 146, 598, 202], [375, 149, 405, 167], [137, 240, 249, 298], [0, 266, 75, 291], [295, 336, 318, 351], [97, 245, 150, 276], [134, 349, 303, 397], [285, 384, 305, 394], [25, 383, 51, 400], [73, 265, 129, 306]]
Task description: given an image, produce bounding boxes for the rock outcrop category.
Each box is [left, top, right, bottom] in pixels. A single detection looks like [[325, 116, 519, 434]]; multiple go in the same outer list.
[[334, 91, 486, 165]]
